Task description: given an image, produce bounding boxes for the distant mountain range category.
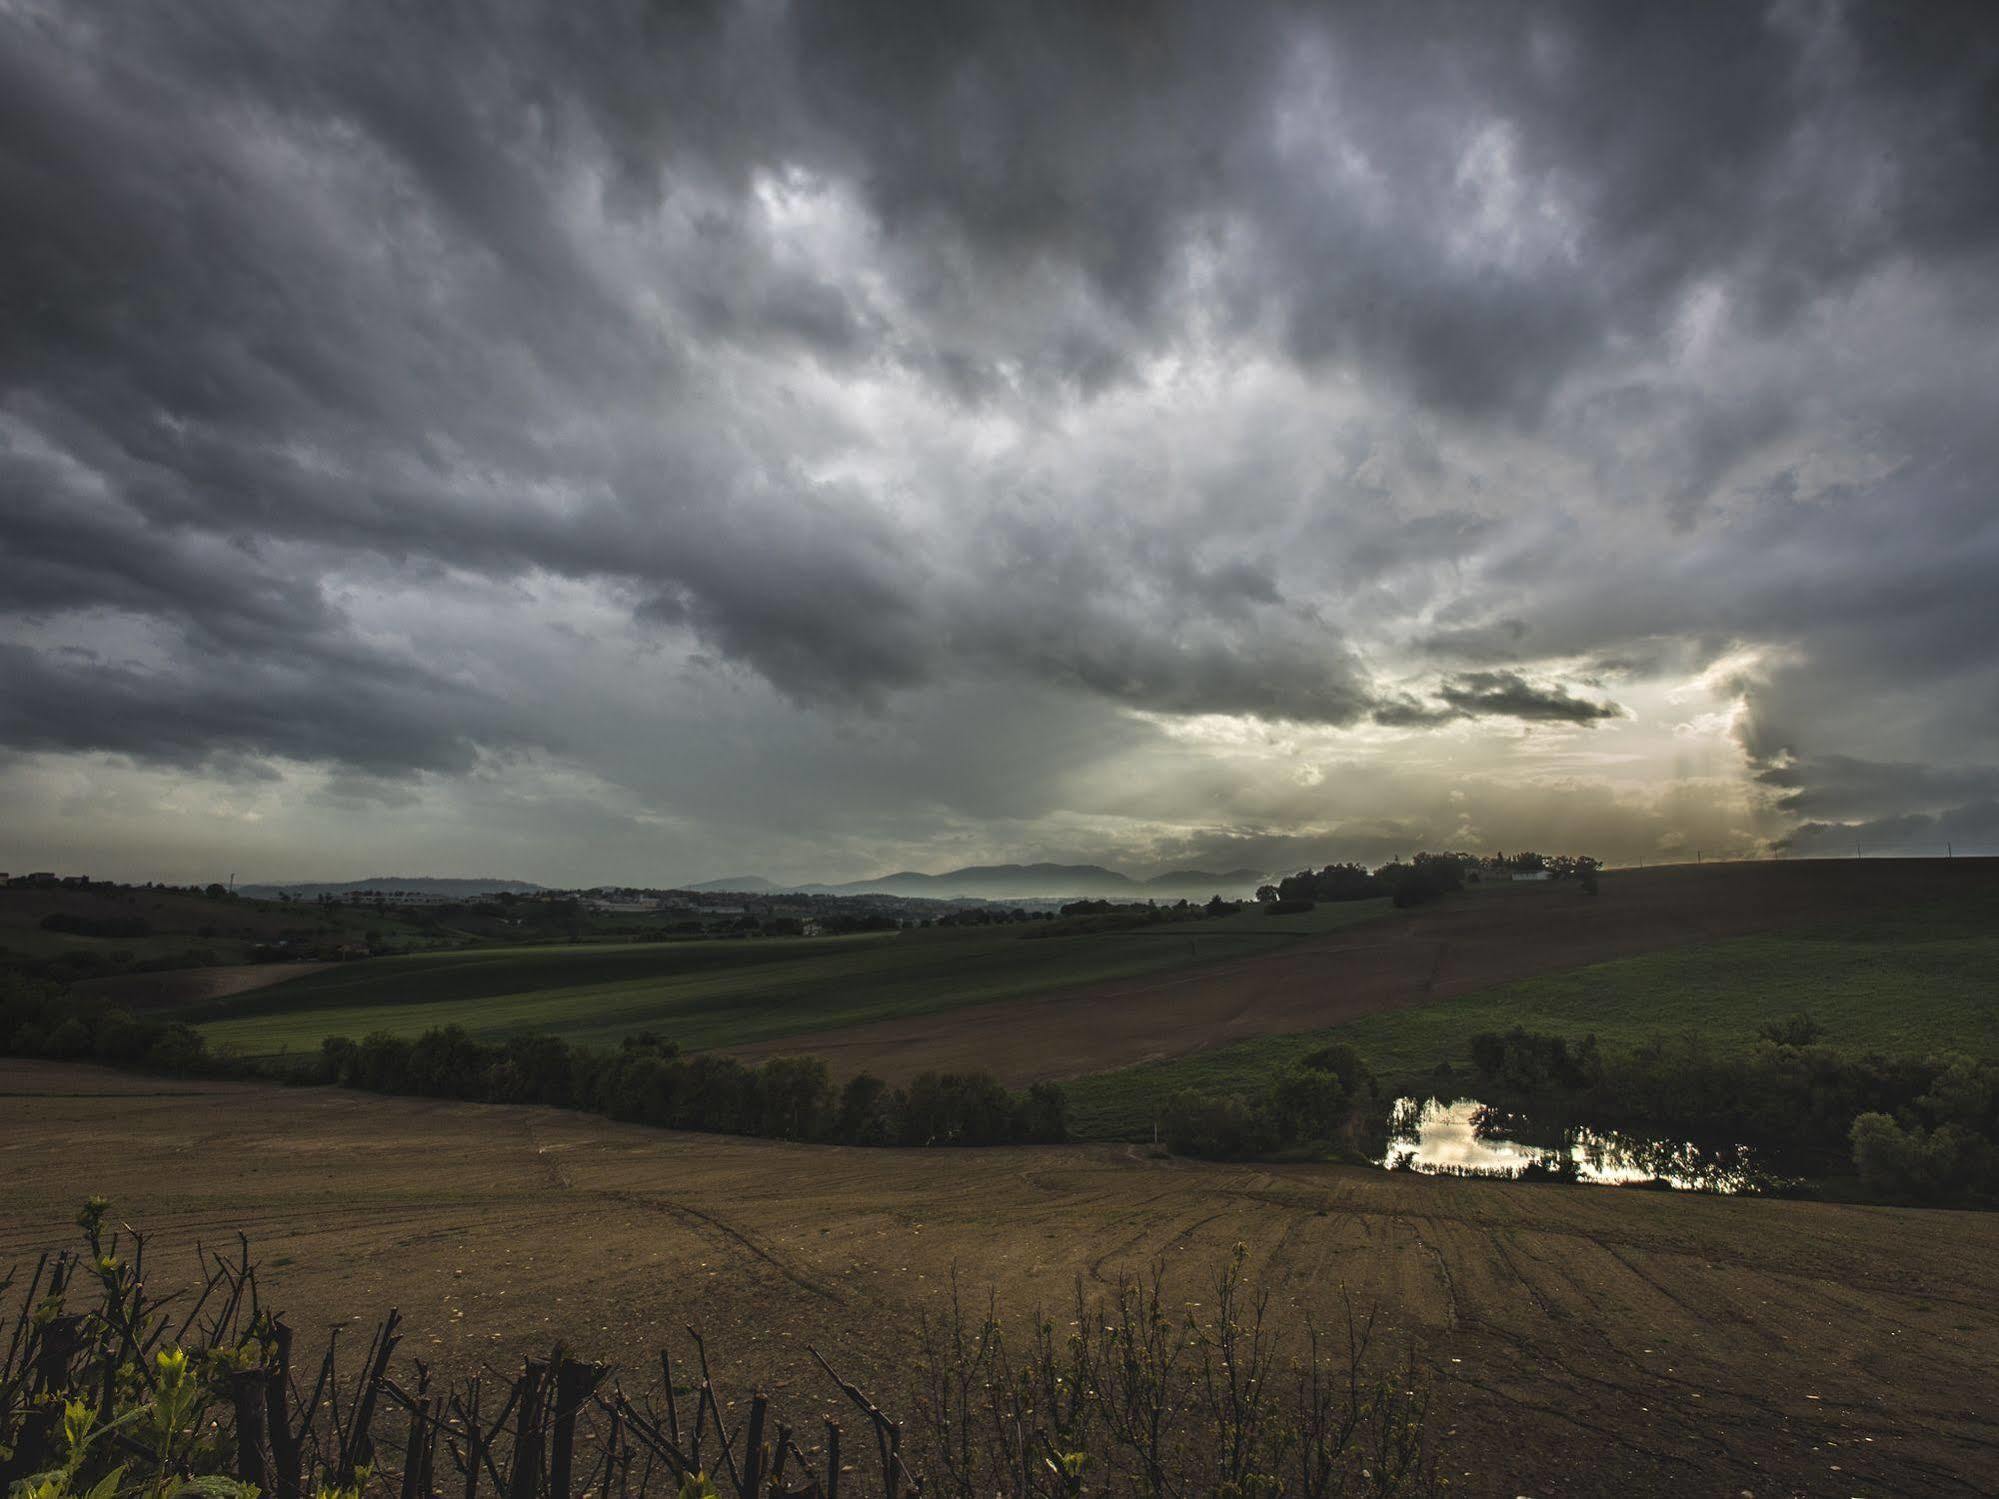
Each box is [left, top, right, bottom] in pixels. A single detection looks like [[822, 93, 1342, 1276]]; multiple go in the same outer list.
[[689, 863, 1269, 900], [237, 876, 546, 900], [684, 875, 778, 893], [234, 865, 1268, 904]]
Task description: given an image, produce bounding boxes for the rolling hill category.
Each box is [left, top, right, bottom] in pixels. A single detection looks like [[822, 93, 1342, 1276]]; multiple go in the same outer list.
[[691, 862, 1269, 899], [237, 876, 546, 900]]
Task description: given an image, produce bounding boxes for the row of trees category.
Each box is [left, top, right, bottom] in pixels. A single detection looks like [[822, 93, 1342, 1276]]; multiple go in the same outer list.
[[317, 1026, 1069, 1147], [0, 971, 1067, 1151], [1259, 849, 1602, 911], [934, 905, 1053, 927], [1027, 895, 1248, 938], [1259, 852, 1472, 910], [1, 971, 212, 1071]]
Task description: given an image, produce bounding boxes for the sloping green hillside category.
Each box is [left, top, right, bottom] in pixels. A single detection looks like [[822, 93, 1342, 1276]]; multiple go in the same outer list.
[[1064, 897, 1999, 1138]]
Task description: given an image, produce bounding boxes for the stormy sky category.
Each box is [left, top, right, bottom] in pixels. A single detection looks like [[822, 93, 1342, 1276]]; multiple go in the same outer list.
[[4, 1, 1998, 887]]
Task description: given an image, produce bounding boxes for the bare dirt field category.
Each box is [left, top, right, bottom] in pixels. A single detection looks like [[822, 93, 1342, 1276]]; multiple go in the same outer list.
[[5, 1059, 1994, 1496], [735, 859, 1998, 1084], [70, 961, 329, 1010]]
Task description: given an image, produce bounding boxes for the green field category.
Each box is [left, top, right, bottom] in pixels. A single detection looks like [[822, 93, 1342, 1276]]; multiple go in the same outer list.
[[1063, 903, 1999, 1139], [192, 900, 1393, 1059]]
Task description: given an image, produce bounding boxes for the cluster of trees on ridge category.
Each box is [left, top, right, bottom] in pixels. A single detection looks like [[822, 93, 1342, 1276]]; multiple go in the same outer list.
[[316, 1026, 1068, 1146], [1256, 850, 1602, 911]]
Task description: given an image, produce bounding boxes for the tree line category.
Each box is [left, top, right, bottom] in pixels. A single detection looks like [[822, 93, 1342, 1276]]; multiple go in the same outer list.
[[0, 971, 1066, 1150], [1257, 850, 1601, 912], [315, 1026, 1068, 1147]]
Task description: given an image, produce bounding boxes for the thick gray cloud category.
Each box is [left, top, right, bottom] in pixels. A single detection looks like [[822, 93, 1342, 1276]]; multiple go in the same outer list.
[[3, 0, 1997, 879], [1435, 671, 1622, 725], [1780, 800, 1999, 859]]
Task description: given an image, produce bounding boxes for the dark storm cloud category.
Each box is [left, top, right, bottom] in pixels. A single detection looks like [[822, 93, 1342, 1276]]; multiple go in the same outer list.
[[792, 2, 1999, 413], [1369, 697, 1463, 730], [1369, 670, 1621, 728], [1, 0, 1995, 853], [1778, 800, 1999, 858], [1438, 671, 1622, 725], [0, 640, 530, 775], [1754, 755, 1999, 822]]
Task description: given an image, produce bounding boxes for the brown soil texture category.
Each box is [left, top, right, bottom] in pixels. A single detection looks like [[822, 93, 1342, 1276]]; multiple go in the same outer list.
[[70, 961, 327, 1010], [5, 1059, 1994, 1497], [734, 859, 1999, 1084]]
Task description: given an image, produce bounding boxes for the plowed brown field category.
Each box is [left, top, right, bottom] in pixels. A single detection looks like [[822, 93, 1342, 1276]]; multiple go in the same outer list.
[[6, 1060, 1994, 1496], [735, 859, 1993, 1083], [70, 961, 330, 1010]]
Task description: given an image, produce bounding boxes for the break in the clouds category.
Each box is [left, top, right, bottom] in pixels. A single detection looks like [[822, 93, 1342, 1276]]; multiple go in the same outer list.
[[3, 0, 1997, 885]]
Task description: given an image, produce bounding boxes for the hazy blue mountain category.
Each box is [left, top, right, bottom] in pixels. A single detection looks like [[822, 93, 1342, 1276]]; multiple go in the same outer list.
[[716, 862, 1270, 900], [682, 875, 778, 893], [829, 864, 1129, 898], [1143, 868, 1268, 891]]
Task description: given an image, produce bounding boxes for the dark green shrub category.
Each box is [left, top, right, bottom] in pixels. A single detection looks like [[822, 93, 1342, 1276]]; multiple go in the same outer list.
[[1299, 1041, 1374, 1098], [1757, 1012, 1826, 1047], [1162, 1090, 1277, 1157], [1270, 1067, 1347, 1142], [837, 1071, 895, 1143]]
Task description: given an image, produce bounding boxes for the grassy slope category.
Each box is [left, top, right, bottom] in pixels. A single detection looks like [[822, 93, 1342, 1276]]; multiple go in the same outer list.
[[1064, 897, 1999, 1139], [193, 900, 1392, 1059]]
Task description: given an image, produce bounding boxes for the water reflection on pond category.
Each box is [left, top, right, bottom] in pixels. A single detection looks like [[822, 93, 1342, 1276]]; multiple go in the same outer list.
[[1379, 1097, 1794, 1194]]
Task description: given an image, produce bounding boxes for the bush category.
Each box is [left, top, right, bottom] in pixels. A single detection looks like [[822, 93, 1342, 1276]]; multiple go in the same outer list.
[[902, 1069, 1019, 1145], [1757, 1012, 1826, 1047], [1162, 1090, 1276, 1157], [0, 971, 221, 1076], [1467, 1027, 1603, 1093], [1160, 1043, 1378, 1159], [758, 1054, 833, 1138], [1851, 1112, 1999, 1205], [837, 1071, 895, 1144], [39, 912, 153, 938], [1299, 1041, 1374, 1099], [1023, 1079, 1070, 1142], [1269, 1067, 1346, 1141]]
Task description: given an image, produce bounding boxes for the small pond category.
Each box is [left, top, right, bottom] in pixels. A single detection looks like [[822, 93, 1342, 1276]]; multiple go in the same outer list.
[[1379, 1096, 1796, 1195]]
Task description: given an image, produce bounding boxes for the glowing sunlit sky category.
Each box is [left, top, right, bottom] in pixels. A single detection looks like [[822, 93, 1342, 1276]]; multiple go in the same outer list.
[[4, 3, 1997, 886]]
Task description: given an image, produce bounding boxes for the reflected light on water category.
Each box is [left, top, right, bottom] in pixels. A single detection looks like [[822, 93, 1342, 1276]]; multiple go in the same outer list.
[[1379, 1097, 1792, 1194]]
